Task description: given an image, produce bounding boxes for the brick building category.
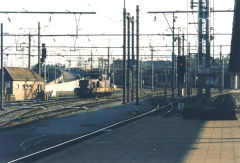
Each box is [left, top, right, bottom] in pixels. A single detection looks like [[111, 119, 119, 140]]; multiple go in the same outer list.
[[0, 67, 45, 101]]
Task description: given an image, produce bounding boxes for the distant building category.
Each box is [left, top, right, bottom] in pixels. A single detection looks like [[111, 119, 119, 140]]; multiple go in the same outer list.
[[112, 59, 172, 86], [0, 67, 45, 101]]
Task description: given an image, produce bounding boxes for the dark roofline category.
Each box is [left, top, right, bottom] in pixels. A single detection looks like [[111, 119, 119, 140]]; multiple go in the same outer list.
[[4, 67, 45, 82], [5, 67, 14, 81]]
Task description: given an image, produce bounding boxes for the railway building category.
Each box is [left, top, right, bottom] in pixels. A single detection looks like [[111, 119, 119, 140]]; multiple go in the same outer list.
[[0, 67, 45, 101]]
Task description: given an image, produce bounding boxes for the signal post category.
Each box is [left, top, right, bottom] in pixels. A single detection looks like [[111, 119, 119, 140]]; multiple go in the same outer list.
[[177, 56, 186, 97]]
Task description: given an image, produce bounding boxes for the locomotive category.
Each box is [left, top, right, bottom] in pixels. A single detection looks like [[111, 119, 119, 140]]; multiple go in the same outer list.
[[74, 74, 114, 98]]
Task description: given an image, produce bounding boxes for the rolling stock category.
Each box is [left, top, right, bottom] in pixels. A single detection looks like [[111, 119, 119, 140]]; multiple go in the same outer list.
[[74, 75, 113, 98]]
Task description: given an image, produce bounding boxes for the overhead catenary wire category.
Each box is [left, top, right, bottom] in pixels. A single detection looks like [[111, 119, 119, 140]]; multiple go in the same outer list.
[[2, 7, 233, 69], [73, 13, 81, 50], [2, 44, 231, 48], [0, 11, 96, 14], [148, 9, 233, 14], [5, 53, 230, 57], [2, 33, 232, 37]]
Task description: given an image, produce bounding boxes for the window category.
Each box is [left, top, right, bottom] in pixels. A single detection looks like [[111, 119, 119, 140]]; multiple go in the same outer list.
[[22, 84, 33, 89], [5, 82, 10, 88], [37, 84, 42, 92], [15, 84, 19, 89]]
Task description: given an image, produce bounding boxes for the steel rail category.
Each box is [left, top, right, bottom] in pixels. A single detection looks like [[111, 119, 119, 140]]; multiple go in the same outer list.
[[0, 94, 122, 128], [1, 97, 121, 128], [8, 97, 173, 163], [0, 90, 153, 128]]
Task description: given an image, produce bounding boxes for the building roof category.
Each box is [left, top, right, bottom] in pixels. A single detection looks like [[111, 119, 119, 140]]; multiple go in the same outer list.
[[4, 67, 44, 82]]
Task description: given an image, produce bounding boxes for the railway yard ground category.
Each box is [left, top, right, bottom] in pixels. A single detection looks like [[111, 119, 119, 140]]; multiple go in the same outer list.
[[1, 90, 240, 163], [0, 93, 164, 163]]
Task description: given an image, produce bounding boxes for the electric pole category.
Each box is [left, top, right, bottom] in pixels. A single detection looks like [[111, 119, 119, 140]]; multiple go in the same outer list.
[[197, 0, 203, 97], [90, 50, 93, 72], [112, 58, 115, 89], [1, 23, 4, 110], [123, 7, 126, 104], [101, 58, 104, 76], [182, 34, 185, 97], [107, 47, 110, 78], [44, 62, 47, 83], [172, 13, 176, 98], [131, 16, 135, 102], [55, 64, 57, 83], [140, 61, 142, 89], [127, 14, 130, 103], [28, 34, 31, 69], [178, 35, 181, 56], [164, 69, 168, 98], [38, 22, 41, 76], [221, 56, 224, 92], [136, 5, 140, 105], [187, 42, 191, 97], [205, 0, 211, 98], [151, 48, 154, 92], [197, 0, 211, 98], [177, 36, 181, 97], [219, 45, 224, 93], [41, 43, 47, 83], [67, 59, 71, 73]]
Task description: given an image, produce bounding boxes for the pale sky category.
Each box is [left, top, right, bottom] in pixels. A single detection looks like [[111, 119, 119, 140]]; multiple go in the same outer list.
[[0, 0, 235, 68]]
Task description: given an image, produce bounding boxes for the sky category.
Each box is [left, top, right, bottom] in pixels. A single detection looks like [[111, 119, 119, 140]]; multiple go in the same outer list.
[[0, 0, 235, 68]]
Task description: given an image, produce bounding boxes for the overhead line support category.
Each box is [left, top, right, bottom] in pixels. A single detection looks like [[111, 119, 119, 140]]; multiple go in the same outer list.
[[148, 10, 233, 14], [0, 11, 96, 14]]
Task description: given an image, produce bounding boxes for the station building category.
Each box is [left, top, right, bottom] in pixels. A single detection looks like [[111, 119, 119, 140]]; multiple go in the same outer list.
[[0, 67, 45, 101]]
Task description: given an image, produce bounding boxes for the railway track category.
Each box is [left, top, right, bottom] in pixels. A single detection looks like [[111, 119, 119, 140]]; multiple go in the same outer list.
[[0, 88, 227, 129], [7, 97, 179, 163], [0, 96, 120, 128], [0, 91, 154, 129], [4, 96, 77, 108]]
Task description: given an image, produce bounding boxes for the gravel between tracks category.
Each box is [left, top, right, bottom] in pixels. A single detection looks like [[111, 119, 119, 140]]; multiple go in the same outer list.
[[0, 98, 118, 125]]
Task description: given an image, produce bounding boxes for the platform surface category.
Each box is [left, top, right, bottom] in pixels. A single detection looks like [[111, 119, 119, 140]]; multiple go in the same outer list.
[[33, 113, 240, 163]]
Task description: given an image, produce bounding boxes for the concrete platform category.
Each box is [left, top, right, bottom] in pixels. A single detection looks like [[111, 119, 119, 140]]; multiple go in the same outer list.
[[33, 113, 240, 163]]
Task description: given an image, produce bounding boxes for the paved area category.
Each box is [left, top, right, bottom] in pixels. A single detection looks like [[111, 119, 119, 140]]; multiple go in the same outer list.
[[34, 114, 240, 163], [0, 100, 154, 163]]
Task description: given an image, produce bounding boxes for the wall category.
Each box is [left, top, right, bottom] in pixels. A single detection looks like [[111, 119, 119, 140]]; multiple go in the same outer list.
[[45, 80, 79, 96], [12, 81, 45, 101]]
